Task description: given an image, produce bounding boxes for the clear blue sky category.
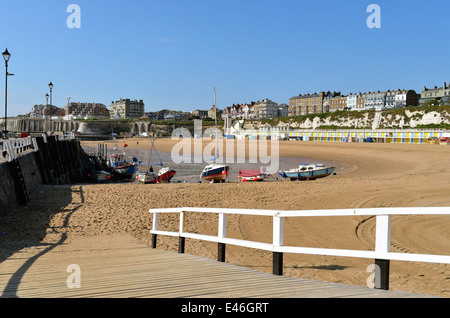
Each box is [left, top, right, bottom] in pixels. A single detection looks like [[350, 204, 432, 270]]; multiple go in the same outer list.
[[0, 0, 449, 116]]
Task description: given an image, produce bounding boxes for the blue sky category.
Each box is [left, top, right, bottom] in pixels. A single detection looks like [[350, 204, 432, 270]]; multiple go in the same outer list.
[[0, 0, 449, 116]]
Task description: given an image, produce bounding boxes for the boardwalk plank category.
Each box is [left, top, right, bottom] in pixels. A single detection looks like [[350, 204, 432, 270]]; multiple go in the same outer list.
[[0, 234, 437, 298]]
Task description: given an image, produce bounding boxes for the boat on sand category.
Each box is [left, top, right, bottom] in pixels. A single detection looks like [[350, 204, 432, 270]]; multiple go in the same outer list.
[[200, 88, 230, 183], [279, 163, 335, 181], [238, 167, 270, 182], [137, 136, 176, 184]]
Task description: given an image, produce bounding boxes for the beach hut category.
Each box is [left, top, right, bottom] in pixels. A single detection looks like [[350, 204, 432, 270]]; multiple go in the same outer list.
[[439, 133, 450, 145]]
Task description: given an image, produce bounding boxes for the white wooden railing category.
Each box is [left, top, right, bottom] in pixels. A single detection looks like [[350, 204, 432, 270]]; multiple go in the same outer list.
[[1, 133, 76, 162], [149, 207, 450, 290], [0, 137, 38, 162]]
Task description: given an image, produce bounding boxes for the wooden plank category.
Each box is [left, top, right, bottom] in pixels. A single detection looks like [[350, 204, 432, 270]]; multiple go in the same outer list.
[[0, 234, 437, 298]]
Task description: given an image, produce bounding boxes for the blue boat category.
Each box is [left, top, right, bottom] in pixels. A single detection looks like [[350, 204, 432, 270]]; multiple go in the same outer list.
[[200, 87, 230, 183], [279, 163, 335, 181], [201, 163, 230, 183], [108, 146, 138, 180]]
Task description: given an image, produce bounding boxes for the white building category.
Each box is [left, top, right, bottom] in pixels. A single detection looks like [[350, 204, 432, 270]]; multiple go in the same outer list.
[[110, 98, 145, 119], [347, 94, 358, 111], [254, 99, 278, 119], [364, 91, 386, 111]]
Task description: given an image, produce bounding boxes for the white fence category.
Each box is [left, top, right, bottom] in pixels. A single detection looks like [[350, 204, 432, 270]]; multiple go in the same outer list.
[[0, 133, 76, 162], [149, 207, 450, 290], [0, 137, 37, 162]]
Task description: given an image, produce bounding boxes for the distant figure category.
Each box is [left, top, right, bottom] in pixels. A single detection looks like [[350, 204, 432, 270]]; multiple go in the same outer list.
[[149, 166, 154, 172]]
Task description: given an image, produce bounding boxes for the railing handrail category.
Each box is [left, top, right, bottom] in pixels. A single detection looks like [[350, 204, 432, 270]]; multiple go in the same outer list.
[[1, 133, 75, 162], [149, 206, 450, 269], [150, 206, 450, 217], [1, 137, 36, 162]]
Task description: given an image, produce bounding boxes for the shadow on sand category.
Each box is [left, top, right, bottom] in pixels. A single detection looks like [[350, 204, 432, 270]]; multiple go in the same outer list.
[[0, 185, 83, 297]]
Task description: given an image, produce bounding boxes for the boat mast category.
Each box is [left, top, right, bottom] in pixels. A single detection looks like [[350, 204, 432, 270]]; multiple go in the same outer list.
[[214, 87, 217, 128], [214, 87, 219, 163]]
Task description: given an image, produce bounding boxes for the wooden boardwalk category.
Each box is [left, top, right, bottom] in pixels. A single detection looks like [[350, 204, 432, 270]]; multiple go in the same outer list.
[[0, 234, 435, 298]]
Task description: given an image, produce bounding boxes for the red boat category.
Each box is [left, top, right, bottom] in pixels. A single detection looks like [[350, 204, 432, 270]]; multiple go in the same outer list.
[[158, 167, 176, 183], [238, 167, 270, 182], [137, 167, 176, 184]]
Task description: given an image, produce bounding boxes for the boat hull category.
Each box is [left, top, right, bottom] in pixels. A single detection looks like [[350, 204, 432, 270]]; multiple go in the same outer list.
[[201, 165, 230, 183], [280, 167, 335, 181], [159, 169, 176, 183], [137, 172, 158, 184], [111, 164, 137, 180], [239, 170, 269, 182], [90, 171, 111, 183], [137, 169, 176, 184]]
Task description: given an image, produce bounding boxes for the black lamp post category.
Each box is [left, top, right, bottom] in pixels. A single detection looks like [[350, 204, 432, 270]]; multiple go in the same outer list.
[[44, 93, 49, 133], [48, 81, 53, 106], [2, 48, 11, 139], [48, 82, 54, 133]]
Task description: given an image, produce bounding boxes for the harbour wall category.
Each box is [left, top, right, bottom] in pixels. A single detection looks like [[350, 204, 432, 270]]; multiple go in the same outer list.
[[0, 118, 153, 136], [0, 137, 85, 217]]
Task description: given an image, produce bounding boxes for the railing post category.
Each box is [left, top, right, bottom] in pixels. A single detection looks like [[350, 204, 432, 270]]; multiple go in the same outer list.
[[375, 259, 390, 290], [151, 213, 158, 248], [32, 138, 39, 152], [375, 215, 391, 290], [273, 214, 284, 276], [151, 234, 158, 249], [179, 211, 186, 254], [218, 213, 227, 262]]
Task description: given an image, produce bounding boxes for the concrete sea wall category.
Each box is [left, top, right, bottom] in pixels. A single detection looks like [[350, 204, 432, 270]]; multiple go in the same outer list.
[[0, 137, 85, 217]]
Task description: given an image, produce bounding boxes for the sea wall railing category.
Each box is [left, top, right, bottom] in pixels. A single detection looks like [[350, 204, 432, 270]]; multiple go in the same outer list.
[[149, 207, 450, 291], [0, 133, 75, 162], [0, 137, 38, 162]]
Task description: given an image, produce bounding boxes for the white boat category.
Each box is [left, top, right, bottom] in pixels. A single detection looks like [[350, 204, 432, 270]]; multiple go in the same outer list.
[[279, 163, 336, 181], [89, 170, 111, 183], [137, 169, 158, 184]]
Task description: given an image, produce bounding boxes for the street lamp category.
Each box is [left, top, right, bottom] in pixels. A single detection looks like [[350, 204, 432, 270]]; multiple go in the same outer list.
[[2, 48, 11, 139], [48, 81, 53, 106], [48, 82, 54, 134]]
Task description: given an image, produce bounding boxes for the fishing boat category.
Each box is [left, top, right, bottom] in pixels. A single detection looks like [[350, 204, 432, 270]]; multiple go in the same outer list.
[[108, 144, 138, 180], [238, 167, 270, 182], [201, 163, 230, 183], [200, 88, 230, 183], [136, 167, 158, 184], [279, 163, 335, 181], [158, 166, 176, 183]]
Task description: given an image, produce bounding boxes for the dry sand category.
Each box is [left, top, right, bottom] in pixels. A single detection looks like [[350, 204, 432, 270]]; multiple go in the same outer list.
[[1, 137, 450, 297]]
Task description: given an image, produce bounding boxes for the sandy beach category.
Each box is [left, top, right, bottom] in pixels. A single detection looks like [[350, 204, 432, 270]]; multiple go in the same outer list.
[[1, 137, 450, 297]]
